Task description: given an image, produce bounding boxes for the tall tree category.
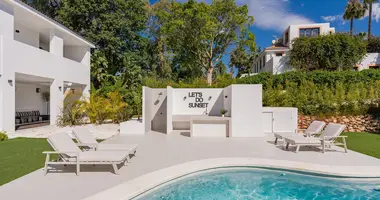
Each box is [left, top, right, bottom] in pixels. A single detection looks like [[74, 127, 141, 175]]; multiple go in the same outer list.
[[21, 0, 60, 19], [57, 0, 148, 88], [157, 0, 254, 85], [364, 0, 379, 39], [343, 0, 366, 36], [230, 28, 257, 77]]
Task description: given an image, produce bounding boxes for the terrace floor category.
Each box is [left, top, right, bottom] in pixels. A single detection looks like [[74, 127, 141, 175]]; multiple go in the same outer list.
[[1, 131, 380, 200]]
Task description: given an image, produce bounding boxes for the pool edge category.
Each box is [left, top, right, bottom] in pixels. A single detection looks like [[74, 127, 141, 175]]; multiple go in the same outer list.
[[83, 157, 380, 200]]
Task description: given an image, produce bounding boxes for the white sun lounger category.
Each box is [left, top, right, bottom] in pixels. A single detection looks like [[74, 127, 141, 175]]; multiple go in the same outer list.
[[72, 127, 138, 155], [273, 121, 326, 145], [44, 133, 130, 175], [283, 123, 347, 153]]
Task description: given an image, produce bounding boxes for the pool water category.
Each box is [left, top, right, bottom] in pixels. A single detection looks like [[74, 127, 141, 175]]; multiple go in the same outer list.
[[134, 168, 380, 200]]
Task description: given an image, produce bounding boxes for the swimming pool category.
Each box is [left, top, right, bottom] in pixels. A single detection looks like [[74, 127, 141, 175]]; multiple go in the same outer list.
[[134, 168, 380, 200]]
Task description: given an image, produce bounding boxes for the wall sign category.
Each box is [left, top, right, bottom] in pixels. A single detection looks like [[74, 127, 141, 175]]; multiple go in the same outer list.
[[188, 92, 209, 108]]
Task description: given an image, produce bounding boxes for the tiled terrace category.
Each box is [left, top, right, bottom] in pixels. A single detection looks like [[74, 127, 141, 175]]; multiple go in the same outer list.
[[0, 131, 380, 200]]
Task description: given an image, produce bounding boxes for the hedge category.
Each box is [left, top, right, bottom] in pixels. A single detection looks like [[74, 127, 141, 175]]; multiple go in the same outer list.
[[143, 70, 380, 116]]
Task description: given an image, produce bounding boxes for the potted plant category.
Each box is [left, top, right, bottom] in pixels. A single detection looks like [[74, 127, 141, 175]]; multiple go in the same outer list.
[[220, 108, 228, 117]]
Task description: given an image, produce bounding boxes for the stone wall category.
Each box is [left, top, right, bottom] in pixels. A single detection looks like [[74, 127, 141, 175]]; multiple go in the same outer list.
[[298, 115, 380, 133]]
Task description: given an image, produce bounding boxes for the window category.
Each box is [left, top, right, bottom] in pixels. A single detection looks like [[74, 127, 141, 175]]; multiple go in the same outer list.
[[300, 28, 320, 37], [262, 57, 265, 67], [275, 53, 283, 57], [369, 65, 380, 69]]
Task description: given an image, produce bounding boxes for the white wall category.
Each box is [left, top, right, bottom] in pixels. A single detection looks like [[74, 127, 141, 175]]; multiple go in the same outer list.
[[172, 88, 224, 116], [166, 86, 173, 134], [359, 53, 380, 70], [0, 35, 90, 132], [14, 23, 39, 48], [262, 107, 298, 133], [222, 86, 231, 117], [49, 31, 63, 57], [143, 88, 167, 133], [230, 84, 263, 137], [0, 1, 14, 40], [64, 46, 91, 66], [287, 23, 333, 48], [15, 83, 48, 114]]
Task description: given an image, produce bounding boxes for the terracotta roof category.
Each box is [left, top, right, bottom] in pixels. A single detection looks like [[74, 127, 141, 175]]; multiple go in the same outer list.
[[264, 44, 290, 51]]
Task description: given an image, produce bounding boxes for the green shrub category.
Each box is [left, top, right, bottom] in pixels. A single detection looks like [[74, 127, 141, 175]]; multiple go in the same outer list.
[[367, 37, 380, 53], [0, 132, 7, 141]]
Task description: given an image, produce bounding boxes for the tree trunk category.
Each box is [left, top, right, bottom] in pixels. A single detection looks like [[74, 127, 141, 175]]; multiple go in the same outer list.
[[207, 67, 214, 86], [368, 3, 373, 39], [350, 18, 353, 36]]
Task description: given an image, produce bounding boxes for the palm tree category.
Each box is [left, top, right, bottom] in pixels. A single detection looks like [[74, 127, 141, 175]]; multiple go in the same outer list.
[[343, 0, 366, 36], [364, 0, 379, 39]]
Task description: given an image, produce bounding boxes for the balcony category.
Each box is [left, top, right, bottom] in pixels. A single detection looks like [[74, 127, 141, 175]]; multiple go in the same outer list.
[[0, 35, 90, 85]]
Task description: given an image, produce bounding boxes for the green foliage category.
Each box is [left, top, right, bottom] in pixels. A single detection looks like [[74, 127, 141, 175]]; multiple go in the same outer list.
[[220, 108, 228, 115], [57, 96, 86, 127], [343, 0, 366, 35], [0, 132, 8, 141], [289, 34, 367, 71], [57, 91, 129, 126], [367, 36, 380, 52], [57, 0, 148, 88], [151, 0, 255, 84]]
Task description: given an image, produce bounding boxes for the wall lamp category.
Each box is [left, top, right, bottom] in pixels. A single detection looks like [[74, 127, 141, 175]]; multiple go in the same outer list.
[[208, 96, 212, 100], [225, 95, 228, 98], [58, 86, 62, 91], [8, 79, 13, 84], [183, 96, 187, 100]]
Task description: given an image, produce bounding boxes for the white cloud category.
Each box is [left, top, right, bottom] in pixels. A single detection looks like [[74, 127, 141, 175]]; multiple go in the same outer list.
[[243, 0, 313, 32], [364, 3, 380, 22], [176, 0, 313, 32], [321, 14, 346, 24]]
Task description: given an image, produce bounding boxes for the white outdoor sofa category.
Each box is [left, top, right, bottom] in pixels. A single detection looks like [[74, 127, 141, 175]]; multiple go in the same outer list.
[[44, 133, 131, 175], [273, 121, 326, 145], [283, 123, 347, 153], [72, 127, 138, 157]]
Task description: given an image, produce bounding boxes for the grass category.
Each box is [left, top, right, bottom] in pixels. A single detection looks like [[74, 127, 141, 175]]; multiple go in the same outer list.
[[0, 138, 53, 186], [342, 132, 380, 159], [0, 132, 379, 186]]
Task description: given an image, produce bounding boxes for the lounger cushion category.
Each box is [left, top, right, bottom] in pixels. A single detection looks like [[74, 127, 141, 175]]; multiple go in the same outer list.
[[71, 151, 129, 162], [73, 127, 98, 144], [284, 135, 321, 145], [274, 132, 299, 139], [97, 143, 138, 152], [48, 132, 81, 157]]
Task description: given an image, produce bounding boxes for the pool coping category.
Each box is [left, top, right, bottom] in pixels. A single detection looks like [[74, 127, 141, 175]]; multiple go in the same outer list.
[[84, 157, 380, 200]]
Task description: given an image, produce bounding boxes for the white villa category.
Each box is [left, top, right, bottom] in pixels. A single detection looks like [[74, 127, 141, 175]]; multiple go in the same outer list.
[[0, 0, 94, 133], [252, 22, 380, 75]]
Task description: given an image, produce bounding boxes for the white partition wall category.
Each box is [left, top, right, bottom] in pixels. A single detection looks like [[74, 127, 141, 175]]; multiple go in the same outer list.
[[230, 85, 263, 137], [166, 86, 173, 134], [172, 88, 223, 116], [142, 86, 151, 133], [142, 87, 168, 134], [223, 86, 232, 117]]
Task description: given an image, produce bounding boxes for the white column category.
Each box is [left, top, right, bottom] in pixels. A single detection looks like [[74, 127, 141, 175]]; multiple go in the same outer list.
[[0, 73, 15, 133], [166, 86, 173, 134], [50, 79, 64, 125], [0, 1, 14, 39], [81, 48, 91, 66], [49, 30, 63, 56]]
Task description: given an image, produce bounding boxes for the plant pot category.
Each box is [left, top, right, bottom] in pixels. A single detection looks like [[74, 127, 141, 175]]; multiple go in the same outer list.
[[222, 114, 225, 117]]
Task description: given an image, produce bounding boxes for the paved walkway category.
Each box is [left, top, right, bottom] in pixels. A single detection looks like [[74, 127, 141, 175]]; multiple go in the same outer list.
[[0, 131, 380, 200], [8, 124, 119, 139]]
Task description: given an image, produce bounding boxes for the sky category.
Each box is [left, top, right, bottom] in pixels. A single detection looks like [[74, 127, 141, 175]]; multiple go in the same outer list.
[[149, 0, 380, 69]]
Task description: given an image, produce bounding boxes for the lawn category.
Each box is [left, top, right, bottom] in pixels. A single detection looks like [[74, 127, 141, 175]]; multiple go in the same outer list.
[[0, 138, 53, 186], [0, 132, 379, 186], [342, 132, 380, 159]]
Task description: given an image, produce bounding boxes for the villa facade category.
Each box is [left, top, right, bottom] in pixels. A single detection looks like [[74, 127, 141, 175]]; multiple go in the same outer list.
[[252, 22, 380, 75], [0, 0, 94, 133]]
